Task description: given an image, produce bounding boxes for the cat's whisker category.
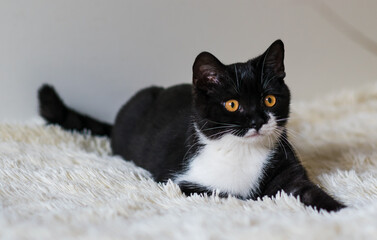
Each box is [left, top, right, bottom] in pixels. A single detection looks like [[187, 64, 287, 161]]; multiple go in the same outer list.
[[231, 83, 240, 95], [284, 129, 302, 141], [229, 74, 241, 95], [275, 136, 288, 160], [182, 140, 201, 162], [263, 75, 278, 89], [201, 125, 239, 132], [275, 118, 290, 122], [207, 129, 233, 139], [233, 129, 244, 137], [283, 127, 319, 153], [234, 65, 241, 94], [185, 121, 208, 144], [205, 119, 242, 127], [283, 127, 302, 136], [183, 126, 231, 162], [275, 131, 301, 157], [267, 135, 273, 149], [277, 138, 288, 159], [277, 126, 304, 143], [260, 46, 270, 85]]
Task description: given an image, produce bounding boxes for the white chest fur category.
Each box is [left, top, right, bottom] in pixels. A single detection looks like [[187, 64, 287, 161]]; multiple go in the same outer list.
[[174, 132, 273, 198]]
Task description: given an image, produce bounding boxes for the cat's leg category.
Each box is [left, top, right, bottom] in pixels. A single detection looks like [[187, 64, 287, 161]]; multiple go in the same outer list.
[[38, 84, 112, 137], [262, 167, 345, 212], [178, 181, 230, 198], [284, 179, 345, 212]]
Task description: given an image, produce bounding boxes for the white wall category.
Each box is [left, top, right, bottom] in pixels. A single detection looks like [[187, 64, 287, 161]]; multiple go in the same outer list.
[[1, 0, 376, 122]]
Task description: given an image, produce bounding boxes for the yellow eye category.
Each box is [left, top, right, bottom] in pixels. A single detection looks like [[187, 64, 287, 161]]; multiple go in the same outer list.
[[264, 95, 276, 107], [224, 99, 239, 112]]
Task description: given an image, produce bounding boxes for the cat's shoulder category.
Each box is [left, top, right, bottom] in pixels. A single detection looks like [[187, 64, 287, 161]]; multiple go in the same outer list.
[[154, 84, 193, 106], [163, 84, 192, 96]]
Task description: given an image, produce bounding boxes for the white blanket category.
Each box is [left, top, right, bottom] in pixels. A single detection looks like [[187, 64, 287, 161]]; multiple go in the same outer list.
[[1, 84, 377, 239]]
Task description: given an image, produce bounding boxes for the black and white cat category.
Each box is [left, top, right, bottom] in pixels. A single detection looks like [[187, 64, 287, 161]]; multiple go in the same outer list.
[[38, 40, 345, 211]]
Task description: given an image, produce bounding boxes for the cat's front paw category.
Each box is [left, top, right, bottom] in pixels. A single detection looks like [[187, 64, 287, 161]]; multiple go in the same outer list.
[[316, 200, 346, 212]]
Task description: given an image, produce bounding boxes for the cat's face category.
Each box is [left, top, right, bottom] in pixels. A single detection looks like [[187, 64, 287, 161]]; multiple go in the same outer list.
[[192, 40, 290, 143]]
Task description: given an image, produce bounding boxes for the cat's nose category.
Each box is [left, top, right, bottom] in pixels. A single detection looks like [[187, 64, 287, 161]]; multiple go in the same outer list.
[[250, 118, 264, 131]]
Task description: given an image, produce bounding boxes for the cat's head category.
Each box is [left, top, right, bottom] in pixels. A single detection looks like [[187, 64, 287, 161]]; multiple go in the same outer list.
[[192, 40, 290, 144]]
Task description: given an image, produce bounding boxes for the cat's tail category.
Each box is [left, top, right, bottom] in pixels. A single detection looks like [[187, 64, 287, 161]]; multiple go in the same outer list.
[[38, 84, 113, 137]]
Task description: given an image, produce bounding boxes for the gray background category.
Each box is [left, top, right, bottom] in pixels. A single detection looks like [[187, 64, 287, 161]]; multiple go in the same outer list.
[[1, 0, 377, 123]]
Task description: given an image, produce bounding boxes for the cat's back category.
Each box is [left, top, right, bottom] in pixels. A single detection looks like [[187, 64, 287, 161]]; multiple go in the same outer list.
[[112, 84, 193, 180]]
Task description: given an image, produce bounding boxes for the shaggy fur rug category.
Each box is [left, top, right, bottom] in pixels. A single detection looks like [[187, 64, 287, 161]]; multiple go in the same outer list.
[[1, 84, 377, 239]]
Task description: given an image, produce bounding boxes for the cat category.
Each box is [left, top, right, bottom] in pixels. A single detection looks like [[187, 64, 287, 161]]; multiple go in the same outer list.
[[38, 40, 345, 212]]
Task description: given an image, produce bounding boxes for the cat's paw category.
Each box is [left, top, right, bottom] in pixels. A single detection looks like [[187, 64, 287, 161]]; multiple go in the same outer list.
[[38, 84, 67, 124], [320, 201, 346, 212]]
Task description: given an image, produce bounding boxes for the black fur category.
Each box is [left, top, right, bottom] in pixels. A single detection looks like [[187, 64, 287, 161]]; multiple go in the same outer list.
[[38, 85, 112, 136], [38, 40, 345, 212]]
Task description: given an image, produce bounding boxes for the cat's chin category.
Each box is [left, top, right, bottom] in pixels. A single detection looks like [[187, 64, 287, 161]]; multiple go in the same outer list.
[[232, 126, 282, 147], [238, 116, 280, 143], [222, 130, 268, 146]]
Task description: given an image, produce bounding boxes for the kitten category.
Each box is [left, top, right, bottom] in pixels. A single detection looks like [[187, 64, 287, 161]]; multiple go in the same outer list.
[[38, 40, 345, 211]]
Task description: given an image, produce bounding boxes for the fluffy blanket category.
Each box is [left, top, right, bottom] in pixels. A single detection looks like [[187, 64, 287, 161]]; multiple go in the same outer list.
[[1, 84, 377, 239]]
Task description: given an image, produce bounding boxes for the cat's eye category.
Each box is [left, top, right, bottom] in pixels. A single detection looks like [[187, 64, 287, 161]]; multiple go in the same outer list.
[[264, 95, 276, 107], [224, 99, 239, 112]]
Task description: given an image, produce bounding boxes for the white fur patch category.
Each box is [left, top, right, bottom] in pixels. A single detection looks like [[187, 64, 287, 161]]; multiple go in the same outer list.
[[175, 114, 280, 198]]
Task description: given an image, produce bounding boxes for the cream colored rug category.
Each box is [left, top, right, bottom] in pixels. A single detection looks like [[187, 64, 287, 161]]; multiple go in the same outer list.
[[1, 83, 377, 240]]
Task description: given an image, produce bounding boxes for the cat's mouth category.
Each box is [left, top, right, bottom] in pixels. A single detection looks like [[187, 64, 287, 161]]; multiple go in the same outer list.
[[244, 130, 262, 138], [241, 115, 278, 140]]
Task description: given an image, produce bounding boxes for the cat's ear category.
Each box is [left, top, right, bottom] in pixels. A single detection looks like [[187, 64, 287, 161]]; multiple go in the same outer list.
[[192, 52, 225, 90], [261, 39, 286, 79]]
